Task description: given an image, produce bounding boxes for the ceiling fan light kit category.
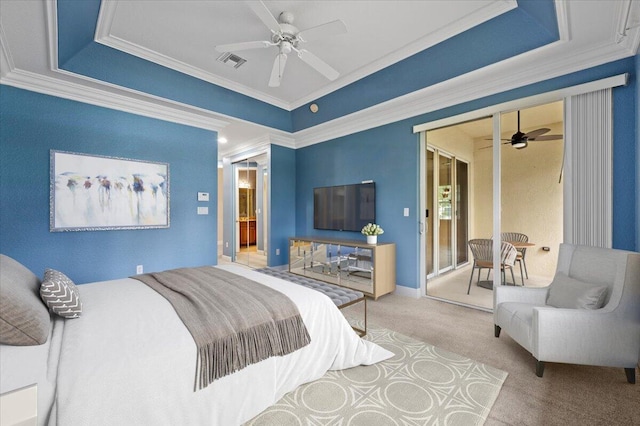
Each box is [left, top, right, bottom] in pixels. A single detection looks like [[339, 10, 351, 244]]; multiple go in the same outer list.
[[482, 110, 563, 150], [215, 1, 347, 87]]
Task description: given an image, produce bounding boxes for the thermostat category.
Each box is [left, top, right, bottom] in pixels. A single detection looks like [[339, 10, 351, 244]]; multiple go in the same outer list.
[[197, 192, 209, 202]]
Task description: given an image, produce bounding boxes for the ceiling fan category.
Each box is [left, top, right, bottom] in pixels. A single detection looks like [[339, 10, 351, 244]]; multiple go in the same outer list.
[[215, 1, 347, 87], [483, 110, 563, 149]]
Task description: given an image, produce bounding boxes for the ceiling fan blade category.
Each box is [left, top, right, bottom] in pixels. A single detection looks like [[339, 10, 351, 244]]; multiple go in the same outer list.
[[268, 53, 288, 87], [246, 0, 281, 34], [529, 134, 563, 141], [296, 49, 339, 81], [480, 141, 509, 149], [524, 128, 550, 138], [215, 40, 272, 52], [298, 20, 347, 42]]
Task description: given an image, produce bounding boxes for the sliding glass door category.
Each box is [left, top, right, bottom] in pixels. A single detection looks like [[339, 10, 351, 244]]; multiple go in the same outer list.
[[420, 101, 563, 309], [424, 145, 469, 280], [437, 152, 453, 273]]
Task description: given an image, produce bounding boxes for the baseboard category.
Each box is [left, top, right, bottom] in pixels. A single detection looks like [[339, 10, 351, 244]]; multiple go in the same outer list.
[[393, 284, 421, 299]]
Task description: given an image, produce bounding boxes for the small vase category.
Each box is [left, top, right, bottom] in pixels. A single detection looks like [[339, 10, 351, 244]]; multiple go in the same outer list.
[[367, 235, 377, 245]]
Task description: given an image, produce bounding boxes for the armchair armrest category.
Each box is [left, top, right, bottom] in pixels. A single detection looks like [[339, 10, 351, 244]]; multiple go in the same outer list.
[[494, 285, 549, 307], [532, 307, 640, 367]]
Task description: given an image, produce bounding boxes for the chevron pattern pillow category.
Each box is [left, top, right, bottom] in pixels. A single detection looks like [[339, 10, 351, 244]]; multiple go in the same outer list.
[[40, 269, 82, 319]]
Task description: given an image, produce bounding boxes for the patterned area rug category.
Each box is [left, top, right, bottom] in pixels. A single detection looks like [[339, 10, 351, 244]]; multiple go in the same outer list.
[[246, 324, 507, 425]]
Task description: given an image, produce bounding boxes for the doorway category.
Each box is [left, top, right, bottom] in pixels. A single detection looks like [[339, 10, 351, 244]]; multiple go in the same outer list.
[[233, 153, 268, 268], [422, 101, 564, 310]]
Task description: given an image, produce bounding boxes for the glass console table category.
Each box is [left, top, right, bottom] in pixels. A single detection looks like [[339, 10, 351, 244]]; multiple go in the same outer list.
[[289, 237, 396, 299]]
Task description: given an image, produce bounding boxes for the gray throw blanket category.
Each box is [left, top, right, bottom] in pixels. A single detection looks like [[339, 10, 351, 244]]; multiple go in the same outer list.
[[133, 266, 311, 390]]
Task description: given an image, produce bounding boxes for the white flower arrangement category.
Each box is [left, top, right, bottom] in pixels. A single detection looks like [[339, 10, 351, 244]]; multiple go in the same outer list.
[[361, 223, 384, 236]]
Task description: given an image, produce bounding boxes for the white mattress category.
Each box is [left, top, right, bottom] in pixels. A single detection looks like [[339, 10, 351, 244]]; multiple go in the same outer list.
[[1, 265, 392, 425]]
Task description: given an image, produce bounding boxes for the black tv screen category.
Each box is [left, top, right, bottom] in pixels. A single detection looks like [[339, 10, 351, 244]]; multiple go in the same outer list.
[[314, 183, 375, 232]]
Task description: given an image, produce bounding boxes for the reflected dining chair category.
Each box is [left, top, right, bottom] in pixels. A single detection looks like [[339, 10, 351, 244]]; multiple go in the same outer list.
[[467, 239, 518, 294], [501, 232, 529, 284]]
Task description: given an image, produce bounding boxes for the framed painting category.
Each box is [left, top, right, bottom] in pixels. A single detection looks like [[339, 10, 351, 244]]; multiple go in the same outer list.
[[50, 150, 170, 231]]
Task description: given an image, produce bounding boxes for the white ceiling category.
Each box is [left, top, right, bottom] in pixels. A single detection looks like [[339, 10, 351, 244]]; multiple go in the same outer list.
[[0, 1, 639, 158], [96, 0, 515, 109]]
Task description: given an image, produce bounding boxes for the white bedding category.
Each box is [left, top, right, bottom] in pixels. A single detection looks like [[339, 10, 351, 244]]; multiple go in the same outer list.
[[1, 265, 392, 425]]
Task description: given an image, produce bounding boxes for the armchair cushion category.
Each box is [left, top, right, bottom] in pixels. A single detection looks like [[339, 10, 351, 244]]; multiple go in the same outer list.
[[546, 273, 608, 309]]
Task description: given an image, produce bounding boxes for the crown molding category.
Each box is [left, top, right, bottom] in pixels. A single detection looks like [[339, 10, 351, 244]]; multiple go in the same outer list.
[[220, 132, 296, 160], [44, 0, 58, 70], [555, 0, 571, 42], [1, 67, 230, 132], [293, 37, 634, 149], [613, 0, 640, 55], [0, 23, 15, 80]]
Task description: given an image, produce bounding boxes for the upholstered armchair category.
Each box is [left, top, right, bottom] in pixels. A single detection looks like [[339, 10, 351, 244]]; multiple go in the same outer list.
[[494, 243, 640, 383]]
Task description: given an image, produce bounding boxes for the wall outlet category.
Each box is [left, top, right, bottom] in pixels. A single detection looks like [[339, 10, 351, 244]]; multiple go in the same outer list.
[[403, 207, 409, 217], [197, 206, 209, 215], [225, 242, 228, 248], [276, 248, 280, 256], [136, 265, 143, 274]]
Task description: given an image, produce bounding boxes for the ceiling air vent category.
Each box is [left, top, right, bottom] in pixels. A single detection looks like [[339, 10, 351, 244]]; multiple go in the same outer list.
[[217, 52, 247, 69]]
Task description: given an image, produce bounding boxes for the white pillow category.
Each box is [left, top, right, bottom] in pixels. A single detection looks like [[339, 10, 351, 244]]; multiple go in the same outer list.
[[546, 273, 608, 309]]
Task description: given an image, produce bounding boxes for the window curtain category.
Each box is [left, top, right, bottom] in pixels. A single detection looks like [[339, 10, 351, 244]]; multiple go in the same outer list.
[[564, 88, 612, 248]]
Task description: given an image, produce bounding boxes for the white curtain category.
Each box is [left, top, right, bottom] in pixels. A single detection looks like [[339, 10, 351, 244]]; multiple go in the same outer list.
[[564, 88, 613, 248]]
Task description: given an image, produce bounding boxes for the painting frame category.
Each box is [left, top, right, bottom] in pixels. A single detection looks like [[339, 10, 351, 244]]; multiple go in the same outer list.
[[50, 150, 170, 232]]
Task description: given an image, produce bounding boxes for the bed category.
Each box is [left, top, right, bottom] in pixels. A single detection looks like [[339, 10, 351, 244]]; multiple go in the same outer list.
[[0, 256, 392, 425]]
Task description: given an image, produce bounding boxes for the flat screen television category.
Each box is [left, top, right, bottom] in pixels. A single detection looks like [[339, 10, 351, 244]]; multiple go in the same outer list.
[[313, 182, 375, 232]]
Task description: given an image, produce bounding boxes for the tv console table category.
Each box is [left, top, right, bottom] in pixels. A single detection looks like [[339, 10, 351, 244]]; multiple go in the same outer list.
[[288, 237, 396, 299]]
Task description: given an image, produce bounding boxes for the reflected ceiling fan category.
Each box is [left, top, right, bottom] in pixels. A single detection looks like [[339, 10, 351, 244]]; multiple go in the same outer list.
[[215, 1, 347, 87], [483, 110, 563, 149]]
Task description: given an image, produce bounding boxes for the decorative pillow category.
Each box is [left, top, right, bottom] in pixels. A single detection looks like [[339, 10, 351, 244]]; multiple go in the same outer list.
[[40, 269, 82, 319], [546, 272, 608, 309], [0, 254, 51, 345]]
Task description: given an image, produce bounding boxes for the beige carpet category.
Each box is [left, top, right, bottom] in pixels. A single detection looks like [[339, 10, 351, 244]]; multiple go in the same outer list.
[[342, 295, 640, 426], [246, 323, 507, 425]]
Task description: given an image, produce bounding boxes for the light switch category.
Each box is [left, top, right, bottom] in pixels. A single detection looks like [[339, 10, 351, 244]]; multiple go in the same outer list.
[[403, 208, 409, 217], [197, 192, 209, 202], [197, 207, 209, 215]]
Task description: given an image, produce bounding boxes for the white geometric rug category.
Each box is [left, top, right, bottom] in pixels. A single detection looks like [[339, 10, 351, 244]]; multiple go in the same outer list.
[[246, 324, 507, 425]]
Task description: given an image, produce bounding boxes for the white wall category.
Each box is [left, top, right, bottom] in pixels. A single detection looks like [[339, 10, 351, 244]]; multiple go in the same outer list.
[[218, 168, 224, 257]]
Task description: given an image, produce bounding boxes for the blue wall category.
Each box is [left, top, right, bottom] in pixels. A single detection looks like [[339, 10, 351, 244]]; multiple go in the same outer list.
[[294, 56, 638, 290], [269, 145, 296, 267], [0, 87, 218, 284], [295, 124, 420, 287]]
